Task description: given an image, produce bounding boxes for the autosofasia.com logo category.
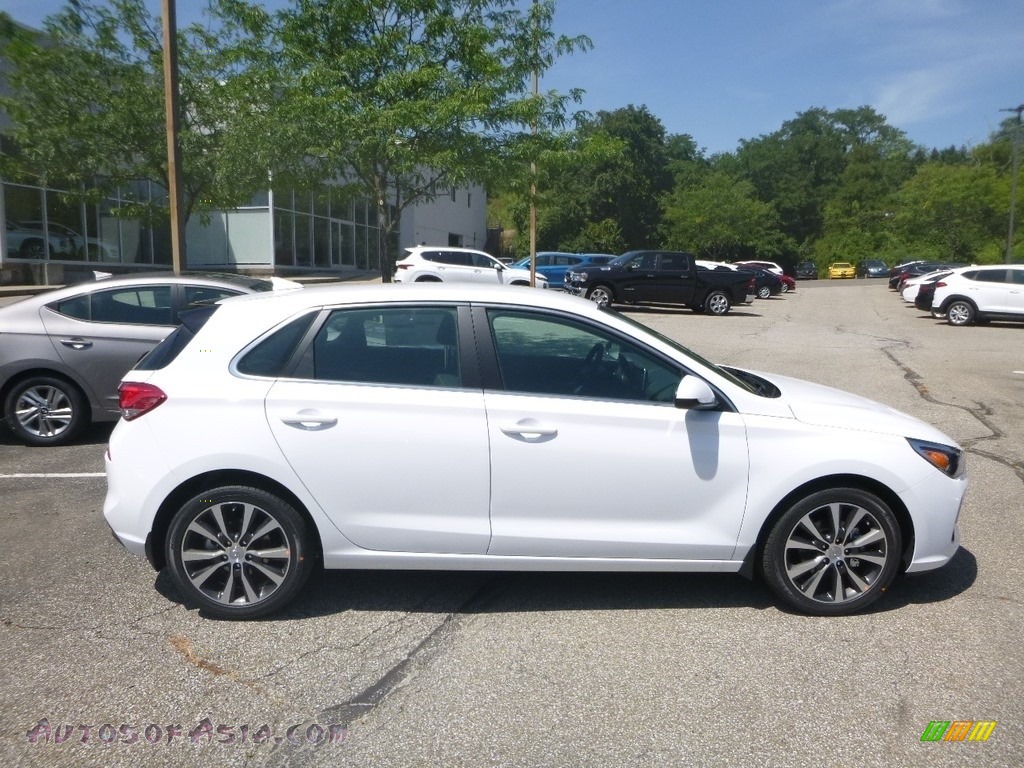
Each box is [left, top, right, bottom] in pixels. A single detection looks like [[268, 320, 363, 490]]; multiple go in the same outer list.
[[920, 721, 997, 742]]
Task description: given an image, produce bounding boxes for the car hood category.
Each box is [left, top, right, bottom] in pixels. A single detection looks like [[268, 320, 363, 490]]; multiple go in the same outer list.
[[762, 372, 957, 445]]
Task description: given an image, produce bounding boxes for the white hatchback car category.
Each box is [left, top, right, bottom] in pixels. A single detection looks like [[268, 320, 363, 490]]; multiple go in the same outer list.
[[393, 245, 546, 287], [104, 284, 966, 619], [931, 264, 1024, 325]]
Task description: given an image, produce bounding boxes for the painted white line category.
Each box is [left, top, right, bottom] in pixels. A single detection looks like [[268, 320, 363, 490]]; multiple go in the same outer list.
[[0, 473, 106, 478], [1014, 371, 1024, 375]]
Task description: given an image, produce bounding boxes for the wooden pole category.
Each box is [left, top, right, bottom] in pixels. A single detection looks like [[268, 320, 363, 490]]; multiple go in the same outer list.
[[161, 0, 185, 274]]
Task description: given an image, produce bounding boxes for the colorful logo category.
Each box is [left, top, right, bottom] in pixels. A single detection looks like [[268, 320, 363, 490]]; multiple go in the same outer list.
[[920, 721, 997, 742]]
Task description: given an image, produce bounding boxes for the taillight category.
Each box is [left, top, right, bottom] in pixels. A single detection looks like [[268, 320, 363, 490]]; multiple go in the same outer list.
[[747, 278, 756, 292], [396, 263, 411, 270], [935, 281, 947, 288], [118, 382, 167, 421]]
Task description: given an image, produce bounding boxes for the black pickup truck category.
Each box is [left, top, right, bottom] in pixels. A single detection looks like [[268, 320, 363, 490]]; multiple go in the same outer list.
[[562, 250, 756, 314]]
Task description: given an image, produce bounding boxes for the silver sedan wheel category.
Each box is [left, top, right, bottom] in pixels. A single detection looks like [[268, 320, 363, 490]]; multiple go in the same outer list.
[[782, 502, 890, 605], [587, 285, 613, 307], [15, 384, 74, 439], [757, 285, 771, 299]]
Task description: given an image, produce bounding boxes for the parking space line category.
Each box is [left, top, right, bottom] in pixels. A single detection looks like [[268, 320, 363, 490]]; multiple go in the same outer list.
[[0, 472, 106, 478]]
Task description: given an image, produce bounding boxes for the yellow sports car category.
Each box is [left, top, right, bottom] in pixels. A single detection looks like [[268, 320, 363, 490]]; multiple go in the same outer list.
[[828, 262, 855, 279]]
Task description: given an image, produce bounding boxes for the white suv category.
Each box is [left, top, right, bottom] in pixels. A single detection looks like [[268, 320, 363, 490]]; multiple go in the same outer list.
[[394, 246, 547, 287], [931, 265, 1024, 326]]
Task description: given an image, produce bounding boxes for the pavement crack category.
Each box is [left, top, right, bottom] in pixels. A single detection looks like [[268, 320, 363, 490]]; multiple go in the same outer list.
[[883, 349, 1024, 484], [317, 575, 510, 725]]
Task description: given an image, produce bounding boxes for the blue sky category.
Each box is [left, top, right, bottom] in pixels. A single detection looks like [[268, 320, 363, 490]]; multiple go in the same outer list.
[[6, 0, 1024, 155]]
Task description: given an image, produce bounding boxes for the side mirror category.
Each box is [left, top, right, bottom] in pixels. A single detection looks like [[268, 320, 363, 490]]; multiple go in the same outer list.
[[674, 375, 719, 410]]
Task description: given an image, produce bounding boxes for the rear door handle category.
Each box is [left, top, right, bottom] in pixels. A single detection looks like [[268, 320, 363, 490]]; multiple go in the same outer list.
[[281, 410, 338, 431], [59, 338, 93, 350], [500, 420, 558, 440]]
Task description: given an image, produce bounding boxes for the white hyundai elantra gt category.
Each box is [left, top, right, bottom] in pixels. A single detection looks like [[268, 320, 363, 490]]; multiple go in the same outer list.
[[103, 283, 966, 619]]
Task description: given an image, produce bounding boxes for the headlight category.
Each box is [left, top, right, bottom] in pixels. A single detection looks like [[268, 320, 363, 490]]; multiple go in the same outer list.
[[907, 438, 965, 478]]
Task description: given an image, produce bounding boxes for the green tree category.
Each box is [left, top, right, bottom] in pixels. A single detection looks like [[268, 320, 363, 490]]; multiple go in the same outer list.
[[661, 171, 780, 261], [226, 0, 589, 280], [891, 163, 1006, 262]]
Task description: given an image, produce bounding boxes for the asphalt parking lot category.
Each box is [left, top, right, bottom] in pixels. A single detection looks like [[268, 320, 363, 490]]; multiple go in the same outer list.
[[0, 279, 1021, 767]]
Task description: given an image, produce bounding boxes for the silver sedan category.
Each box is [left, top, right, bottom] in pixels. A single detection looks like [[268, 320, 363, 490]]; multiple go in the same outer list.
[[0, 272, 295, 445]]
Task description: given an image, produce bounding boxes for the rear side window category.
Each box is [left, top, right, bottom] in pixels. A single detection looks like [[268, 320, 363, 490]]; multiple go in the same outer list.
[[53, 286, 173, 325], [236, 313, 317, 377]]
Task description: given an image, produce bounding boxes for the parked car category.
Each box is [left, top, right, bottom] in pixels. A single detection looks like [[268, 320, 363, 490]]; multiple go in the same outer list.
[[564, 251, 755, 314], [828, 262, 855, 279], [393, 246, 547, 288], [913, 281, 942, 316], [888, 261, 965, 290], [857, 259, 889, 278], [735, 261, 794, 293], [104, 283, 967, 620], [734, 260, 784, 276], [16, 220, 120, 261], [509, 252, 609, 289], [4, 220, 75, 258], [0, 273, 297, 446], [931, 265, 1024, 326], [899, 270, 952, 302], [794, 261, 818, 280]]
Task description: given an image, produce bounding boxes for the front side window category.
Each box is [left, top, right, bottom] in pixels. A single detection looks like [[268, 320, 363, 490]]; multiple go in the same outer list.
[[486, 310, 681, 402], [306, 306, 462, 387]]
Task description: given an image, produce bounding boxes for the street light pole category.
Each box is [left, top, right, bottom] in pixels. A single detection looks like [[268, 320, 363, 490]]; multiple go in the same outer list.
[[161, 0, 185, 275], [1001, 104, 1024, 264]]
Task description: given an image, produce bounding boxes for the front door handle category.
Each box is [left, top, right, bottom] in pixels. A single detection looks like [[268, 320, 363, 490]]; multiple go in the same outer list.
[[281, 410, 338, 431], [60, 338, 93, 350]]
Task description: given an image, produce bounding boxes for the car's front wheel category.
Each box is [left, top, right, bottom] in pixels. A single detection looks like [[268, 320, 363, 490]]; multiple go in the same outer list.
[[3, 375, 88, 446], [586, 285, 614, 307], [945, 300, 975, 326], [166, 486, 314, 620], [761, 488, 901, 616]]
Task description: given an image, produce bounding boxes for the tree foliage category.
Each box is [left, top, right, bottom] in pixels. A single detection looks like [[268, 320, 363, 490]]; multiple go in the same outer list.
[[218, 0, 589, 279]]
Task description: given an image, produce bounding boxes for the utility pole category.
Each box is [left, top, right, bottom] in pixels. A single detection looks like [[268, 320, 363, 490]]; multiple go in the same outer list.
[[162, 0, 185, 274], [1001, 104, 1024, 264], [529, 0, 538, 287]]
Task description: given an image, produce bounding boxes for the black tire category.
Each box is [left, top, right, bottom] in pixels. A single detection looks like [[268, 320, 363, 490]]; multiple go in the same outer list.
[[757, 285, 771, 300], [4, 375, 88, 446], [703, 290, 731, 315], [945, 299, 975, 326], [166, 486, 314, 620], [586, 284, 614, 308], [761, 488, 902, 616], [415, 275, 442, 282], [19, 239, 46, 258]]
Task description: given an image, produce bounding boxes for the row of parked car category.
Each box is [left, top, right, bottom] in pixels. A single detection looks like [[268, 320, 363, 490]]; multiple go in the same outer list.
[[889, 259, 1024, 326]]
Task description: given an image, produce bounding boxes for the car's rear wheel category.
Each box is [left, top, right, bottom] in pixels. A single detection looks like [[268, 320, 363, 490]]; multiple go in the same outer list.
[[4, 375, 88, 446], [414, 275, 441, 282], [703, 290, 731, 315], [586, 285, 614, 307], [757, 286, 771, 300], [761, 488, 901, 616], [166, 486, 314, 620], [946, 300, 975, 326]]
